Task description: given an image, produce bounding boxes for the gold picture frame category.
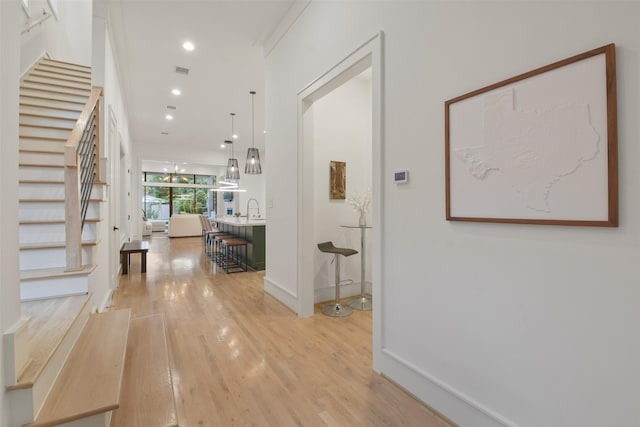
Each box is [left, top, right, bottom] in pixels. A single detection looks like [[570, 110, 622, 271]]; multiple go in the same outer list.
[[329, 161, 346, 200]]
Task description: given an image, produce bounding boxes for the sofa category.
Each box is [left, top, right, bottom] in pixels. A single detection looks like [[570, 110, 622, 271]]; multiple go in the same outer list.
[[168, 214, 202, 237]]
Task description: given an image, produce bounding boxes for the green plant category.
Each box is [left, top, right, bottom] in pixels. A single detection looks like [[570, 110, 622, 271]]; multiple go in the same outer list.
[[234, 212, 241, 218]]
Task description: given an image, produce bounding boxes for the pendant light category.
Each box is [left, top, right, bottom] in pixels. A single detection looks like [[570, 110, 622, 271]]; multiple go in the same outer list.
[[244, 91, 262, 174], [225, 113, 240, 181]]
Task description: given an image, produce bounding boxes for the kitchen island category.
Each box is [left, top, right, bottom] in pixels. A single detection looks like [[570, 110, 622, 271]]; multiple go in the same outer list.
[[215, 218, 266, 270]]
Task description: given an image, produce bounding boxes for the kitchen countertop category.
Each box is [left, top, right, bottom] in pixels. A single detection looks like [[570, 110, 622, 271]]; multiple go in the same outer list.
[[216, 217, 267, 227]]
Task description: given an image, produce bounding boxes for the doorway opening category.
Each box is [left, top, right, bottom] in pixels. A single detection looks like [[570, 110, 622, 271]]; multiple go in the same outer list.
[[296, 33, 383, 368]]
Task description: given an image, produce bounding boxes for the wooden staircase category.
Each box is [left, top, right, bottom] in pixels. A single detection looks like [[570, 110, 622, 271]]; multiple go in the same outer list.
[[18, 57, 103, 301], [5, 56, 179, 427]]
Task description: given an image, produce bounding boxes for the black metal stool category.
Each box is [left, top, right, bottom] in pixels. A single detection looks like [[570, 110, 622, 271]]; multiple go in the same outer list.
[[317, 241, 358, 317]]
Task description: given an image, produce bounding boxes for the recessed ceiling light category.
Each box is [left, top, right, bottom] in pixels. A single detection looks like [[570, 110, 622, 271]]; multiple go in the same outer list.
[[182, 41, 195, 51], [233, 134, 238, 139], [220, 143, 226, 148], [172, 89, 181, 95], [165, 114, 173, 120]]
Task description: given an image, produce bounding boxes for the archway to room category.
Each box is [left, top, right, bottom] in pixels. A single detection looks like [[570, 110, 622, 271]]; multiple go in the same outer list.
[[297, 33, 383, 332]]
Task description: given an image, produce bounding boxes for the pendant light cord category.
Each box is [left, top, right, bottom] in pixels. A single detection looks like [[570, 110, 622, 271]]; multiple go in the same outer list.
[[250, 91, 256, 149]]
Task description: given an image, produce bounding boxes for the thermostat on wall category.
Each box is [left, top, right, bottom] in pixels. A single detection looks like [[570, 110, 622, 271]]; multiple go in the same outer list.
[[394, 170, 408, 184]]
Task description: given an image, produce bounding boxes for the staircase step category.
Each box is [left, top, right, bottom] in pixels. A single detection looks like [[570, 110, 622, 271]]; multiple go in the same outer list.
[[20, 96, 85, 112], [5, 296, 91, 425], [20, 265, 95, 301], [20, 115, 77, 130], [19, 125, 72, 141], [19, 222, 98, 245], [25, 76, 91, 91], [21, 81, 91, 98], [29, 70, 91, 85], [20, 201, 101, 222], [19, 166, 64, 182], [111, 314, 178, 427], [40, 58, 91, 74], [20, 218, 101, 225], [20, 265, 97, 282], [15, 295, 90, 386], [20, 246, 94, 270], [34, 65, 91, 80], [19, 182, 104, 200], [19, 151, 64, 166], [19, 137, 67, 153], [19, 106, 82, 121], [20, 88, 89, 104], [20, 240, 97, 250], [30, 309, 131, 427]]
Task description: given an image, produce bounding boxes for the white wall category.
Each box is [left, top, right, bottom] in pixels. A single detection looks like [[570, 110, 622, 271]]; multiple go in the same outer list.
[[265, 2, 640, 427], [311, 73, 372, 302], [88, 7, 133, 310], [1, 0, 22, 423], [20, 0, 92, 72]]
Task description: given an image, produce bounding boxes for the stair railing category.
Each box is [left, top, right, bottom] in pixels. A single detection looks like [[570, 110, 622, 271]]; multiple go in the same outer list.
[[64, 86, 103, 271]]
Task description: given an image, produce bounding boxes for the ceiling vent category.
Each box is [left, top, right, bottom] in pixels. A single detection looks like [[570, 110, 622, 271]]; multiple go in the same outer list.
[[166, 105, 177, 110], [160, 132, 169, 135], [175, 66, 189, 75]]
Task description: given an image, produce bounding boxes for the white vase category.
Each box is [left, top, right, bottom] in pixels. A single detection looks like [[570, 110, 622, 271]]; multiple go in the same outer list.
[[358, 210, 366, 226]]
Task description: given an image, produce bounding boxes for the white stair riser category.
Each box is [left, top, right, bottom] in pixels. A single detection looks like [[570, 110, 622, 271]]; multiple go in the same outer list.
[[19, 202, 101, 221], [19, 88, 88, 104], [20, 96, 85, 112], [20, 247, 93, 270], [20, 115, 76, 130], [20, 125, 71, 140], [19, 105, 81, 120], [19, 223, 97, 245], [19, 151, 64, 166], [19, 183, 104, 200], [20, 275, 89, 301], [19, 166, 64, 181], [19, 137, 66, 152], [21, 81, 91, 97]]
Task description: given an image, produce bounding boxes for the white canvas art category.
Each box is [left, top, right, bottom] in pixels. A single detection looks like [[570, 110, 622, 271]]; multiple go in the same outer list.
[[445, 45, 617, 226]]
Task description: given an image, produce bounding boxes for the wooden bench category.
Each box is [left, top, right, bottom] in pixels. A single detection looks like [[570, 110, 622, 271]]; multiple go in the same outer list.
[[29, 309, 131, 427], [120, 241, 149, 274]]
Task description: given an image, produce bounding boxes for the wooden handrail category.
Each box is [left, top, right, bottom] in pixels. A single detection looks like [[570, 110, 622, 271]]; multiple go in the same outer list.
[[64, 86, 103, 271], [64, 86, 103, 167]]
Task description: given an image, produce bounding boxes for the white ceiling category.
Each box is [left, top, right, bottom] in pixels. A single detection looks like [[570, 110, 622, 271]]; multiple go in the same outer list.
[[107, 0, 295, 165]]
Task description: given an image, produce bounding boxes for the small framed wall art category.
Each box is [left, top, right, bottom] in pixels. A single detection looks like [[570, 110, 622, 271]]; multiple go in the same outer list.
[[445, 44, 618, 227], [330, 161, 346, 200]]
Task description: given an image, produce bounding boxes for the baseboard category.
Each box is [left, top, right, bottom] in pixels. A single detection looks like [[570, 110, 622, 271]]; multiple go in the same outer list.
[[378, 348, 519, 427], [3, 317, 31, 386], [263, 276, 298, 315], [98, 288, 113, 313]]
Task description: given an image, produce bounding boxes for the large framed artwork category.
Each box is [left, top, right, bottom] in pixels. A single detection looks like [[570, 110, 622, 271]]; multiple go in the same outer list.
[[445, 44, 618, 226], [330, 161, 346, 200]]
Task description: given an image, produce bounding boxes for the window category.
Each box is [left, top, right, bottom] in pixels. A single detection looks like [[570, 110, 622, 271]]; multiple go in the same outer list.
[[142, 172, 217, 219]]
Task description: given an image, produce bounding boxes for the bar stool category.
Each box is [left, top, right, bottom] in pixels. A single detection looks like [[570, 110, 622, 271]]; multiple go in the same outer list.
[[221, 239, 248, 273], [207, 232, 231, 257], [317, 241, 358, 317]]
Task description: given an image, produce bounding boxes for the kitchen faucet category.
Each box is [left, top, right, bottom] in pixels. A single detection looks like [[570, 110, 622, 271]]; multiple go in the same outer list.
[[246, 198, 260, 219]]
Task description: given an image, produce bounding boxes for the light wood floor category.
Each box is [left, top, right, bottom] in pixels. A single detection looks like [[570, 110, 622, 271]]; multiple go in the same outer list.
[[111, 235, 452, 427]]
